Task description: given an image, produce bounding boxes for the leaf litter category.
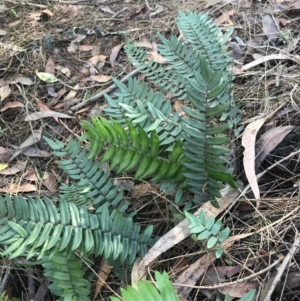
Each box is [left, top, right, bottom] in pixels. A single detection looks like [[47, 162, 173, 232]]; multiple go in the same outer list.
[[2, 0, 300, 299]]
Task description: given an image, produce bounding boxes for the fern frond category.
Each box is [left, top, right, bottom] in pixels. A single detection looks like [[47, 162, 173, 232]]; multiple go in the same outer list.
[[110, 271, 180, 301], [44, 136, 125, 210], [124, 43, 187, 99], [185, 210, 230, 258], [43, 251, 91, 301], [157, 33, 200, 78], [176, 11, 233, 80], [103, 77, 183, 146], [181, 65, 237, 204], [0, 195, 153, 263], [81, 117, 188, 184]]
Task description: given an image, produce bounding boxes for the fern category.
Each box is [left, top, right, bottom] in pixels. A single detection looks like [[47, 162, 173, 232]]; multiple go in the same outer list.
[[0, 195, 152, 263], [110, 271, 256, 301], [45, 136, 125, 210], [43, 251, 91, 301], [81, 117, 188, 184], [185, 210, 230, 258], [110, 271, 180, 301], [104, 77, 183, 146]]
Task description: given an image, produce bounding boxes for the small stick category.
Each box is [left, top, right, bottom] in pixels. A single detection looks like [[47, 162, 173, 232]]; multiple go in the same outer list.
[[262, 232, 300, 301], [69, 69, 139, 113]]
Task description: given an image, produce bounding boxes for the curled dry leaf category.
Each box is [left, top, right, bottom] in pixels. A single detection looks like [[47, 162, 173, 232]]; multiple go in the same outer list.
[[0, 101, 24, 112], [110, 43, 124, 67], [89, 75, 112, 83], [0, 86, 11, 101], [242, 118, 267, 199]]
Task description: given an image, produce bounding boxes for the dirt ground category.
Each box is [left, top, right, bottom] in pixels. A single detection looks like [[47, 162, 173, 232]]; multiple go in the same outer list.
[[1, 0, 300, 300]]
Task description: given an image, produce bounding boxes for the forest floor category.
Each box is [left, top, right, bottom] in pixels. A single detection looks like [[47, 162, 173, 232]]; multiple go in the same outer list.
[[1, 0, 300, 300]]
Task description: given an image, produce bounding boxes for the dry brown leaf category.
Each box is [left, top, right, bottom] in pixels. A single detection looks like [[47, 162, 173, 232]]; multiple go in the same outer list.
[[0, 162, 27, 175], [79, 45, 94, 51], [93, 259, 113, 300], [0, 29, 7, 35], [89, 75, 112, 83], [149, 4, 164, 16], [0, 86, 11, 101], [174, 101, 186, 116], [88, 55, 107, 65], [255, 126, 294, 171], [110, 43, 124, 67], [45, 57, 55, 75], [0, 183, 38, 193], [242, 118, 267, 199], [20, 128, 42, 149], [22, 147, 51, 158], [0, 101, 24, 112], [99, 5, 115, 15], [214, 10, 235, 25], [25, 111, 73, 121], [10, 76, 33, 86], [0, 147, 13, 162], [42, 172, 57, 193], [262, 15, 279, 43], [67, 43, 78, 53], [147, 51, 166, 64], [36, 97, 51, 112], [59, 66, 71, 77], [175, 252, 216, 298], [130, 183, 160, 198]]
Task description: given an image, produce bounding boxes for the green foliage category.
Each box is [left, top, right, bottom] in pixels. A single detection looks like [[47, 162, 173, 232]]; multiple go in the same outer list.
[[81, 117, 188, 184], [0, 194, 152, 263], [185, 210, 230, 258], [44, 136, 125, 210], [110, 271, 256, 301], [43, 251, 91, 301], [0, 10, 244, 301], [103, 78, 183, 146], [110, 271, 180, 301]]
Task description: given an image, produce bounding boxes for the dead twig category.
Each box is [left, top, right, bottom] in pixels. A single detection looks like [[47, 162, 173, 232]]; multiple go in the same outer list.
[[69, 69, 139, 113], [262, 232, 300, 301]]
